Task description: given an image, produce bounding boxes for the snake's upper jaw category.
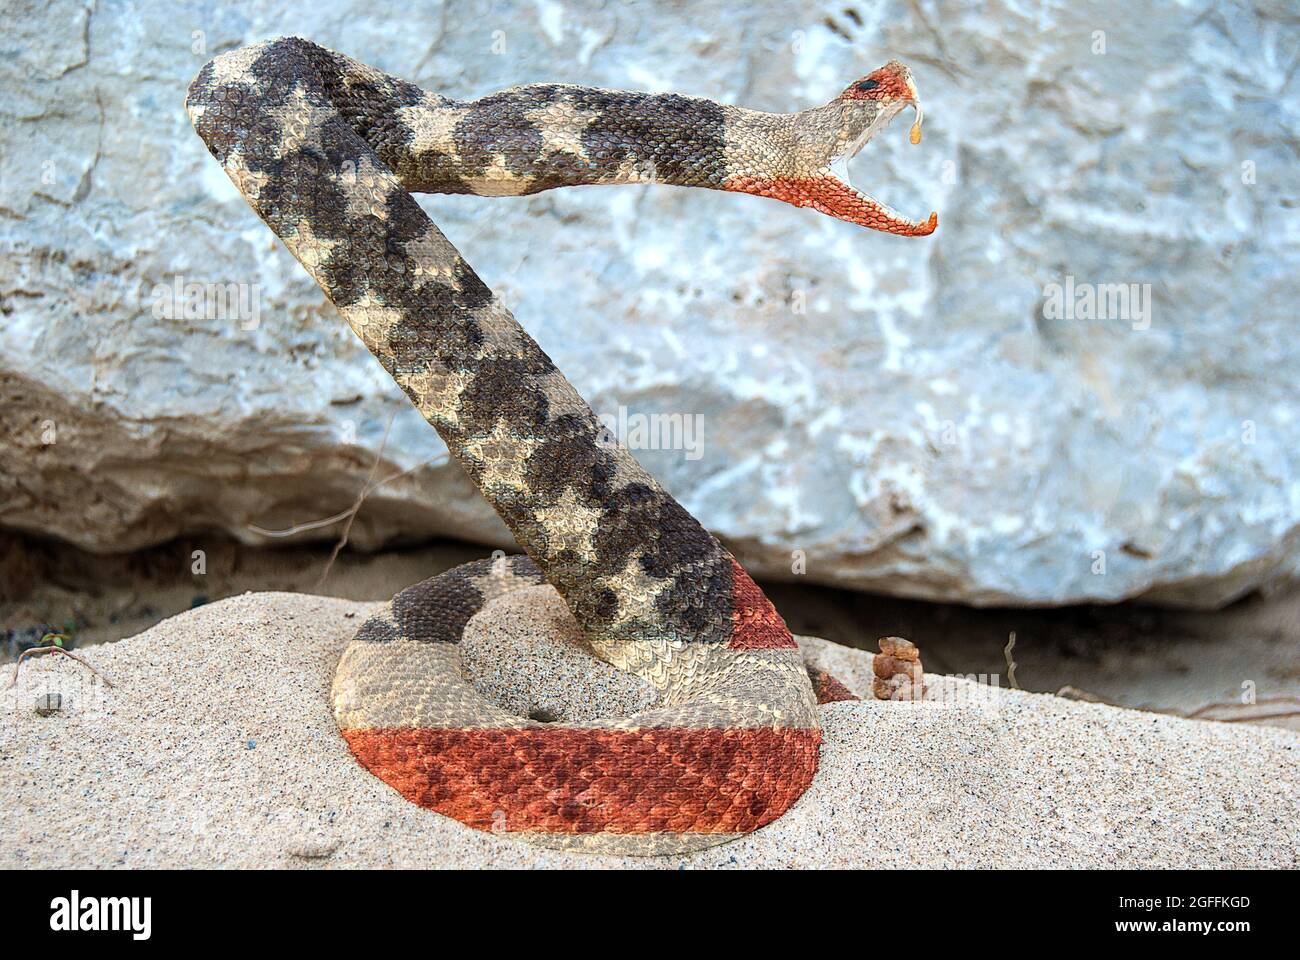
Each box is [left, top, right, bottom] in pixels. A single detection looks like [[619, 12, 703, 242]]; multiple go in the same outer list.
[[823, 100, 937, 237]]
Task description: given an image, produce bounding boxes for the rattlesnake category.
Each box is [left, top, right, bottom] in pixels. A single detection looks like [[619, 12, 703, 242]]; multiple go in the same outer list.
[[186, 37, 932, 855]]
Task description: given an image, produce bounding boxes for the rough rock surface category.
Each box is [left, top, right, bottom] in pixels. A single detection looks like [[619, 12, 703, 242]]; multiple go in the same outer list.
[[1, 1, 1298, 606]]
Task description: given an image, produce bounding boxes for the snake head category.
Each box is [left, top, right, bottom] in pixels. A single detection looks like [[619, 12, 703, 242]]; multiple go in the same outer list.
[[807, 61, 936, 236], [727, 60, 936, 236], [838, 60, 920, 105]]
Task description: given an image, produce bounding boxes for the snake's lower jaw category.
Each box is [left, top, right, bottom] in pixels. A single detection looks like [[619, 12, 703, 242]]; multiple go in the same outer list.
[[725, 173, 937, 237], [818, 175, 938, 236]]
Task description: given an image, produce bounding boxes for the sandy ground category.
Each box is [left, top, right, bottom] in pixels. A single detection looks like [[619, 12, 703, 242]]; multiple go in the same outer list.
[[1, 591, 1295, 869], [6, 533, 1298, 731]]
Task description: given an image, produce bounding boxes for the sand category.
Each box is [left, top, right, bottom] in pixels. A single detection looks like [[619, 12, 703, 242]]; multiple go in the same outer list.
[[1, 591, 1296, 868], [11, 532, 1300, 731]]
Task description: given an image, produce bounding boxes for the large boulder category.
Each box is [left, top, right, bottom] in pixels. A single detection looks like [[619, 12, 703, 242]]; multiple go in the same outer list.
[[2, 1, 1297, 606]]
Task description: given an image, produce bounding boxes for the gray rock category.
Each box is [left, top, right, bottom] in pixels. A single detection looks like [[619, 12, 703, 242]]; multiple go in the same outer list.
[[1, 0, 1297, 607]]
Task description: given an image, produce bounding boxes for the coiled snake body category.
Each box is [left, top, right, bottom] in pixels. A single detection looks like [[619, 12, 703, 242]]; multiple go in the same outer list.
[[187, 38, 932, 854]]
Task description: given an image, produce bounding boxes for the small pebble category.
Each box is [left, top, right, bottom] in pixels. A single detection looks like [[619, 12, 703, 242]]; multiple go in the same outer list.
[[878, 636, 920, 661], [872, 655, 923, 682]]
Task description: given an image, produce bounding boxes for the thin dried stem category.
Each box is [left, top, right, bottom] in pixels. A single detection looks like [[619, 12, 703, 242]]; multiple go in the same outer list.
[[247, 507, 359, 538], [315, 408, 399, 590], [1214, 711, 1300, 723], [10, 645, 114, 689], [1183, 695, 1300, 721], [1003, 630, 1019, 689], [245, 452, 442, 539]]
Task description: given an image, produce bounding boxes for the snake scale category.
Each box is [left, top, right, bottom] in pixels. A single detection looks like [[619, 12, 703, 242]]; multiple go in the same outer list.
[[186, 37, 932, 855]]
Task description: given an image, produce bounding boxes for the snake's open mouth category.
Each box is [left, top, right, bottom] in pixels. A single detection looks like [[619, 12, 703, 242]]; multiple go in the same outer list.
[[826, 101, 936, 237], [727, 97, 937, 237]]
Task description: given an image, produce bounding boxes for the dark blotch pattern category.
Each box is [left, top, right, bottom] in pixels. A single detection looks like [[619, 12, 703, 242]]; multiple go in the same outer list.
[[389, 556, 545, 645], [184, 37, 781, 650]]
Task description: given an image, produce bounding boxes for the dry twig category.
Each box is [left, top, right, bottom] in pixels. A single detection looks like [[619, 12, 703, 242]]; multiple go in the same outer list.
[[1003, 630, 1019, 689], [9, 635, 113, 689]]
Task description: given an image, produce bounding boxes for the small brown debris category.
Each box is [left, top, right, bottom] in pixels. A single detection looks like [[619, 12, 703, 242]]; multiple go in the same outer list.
[[873, 637, 926, 701], [872, 655, 923, 682], [878, 636, 920, 661]]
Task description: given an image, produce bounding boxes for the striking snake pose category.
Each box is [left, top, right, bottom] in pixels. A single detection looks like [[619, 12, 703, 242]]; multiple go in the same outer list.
[[187, 37, 932, 854]]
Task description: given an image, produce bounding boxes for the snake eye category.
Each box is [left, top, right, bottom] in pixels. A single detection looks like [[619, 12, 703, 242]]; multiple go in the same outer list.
[[857, 79, 880, 91]]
